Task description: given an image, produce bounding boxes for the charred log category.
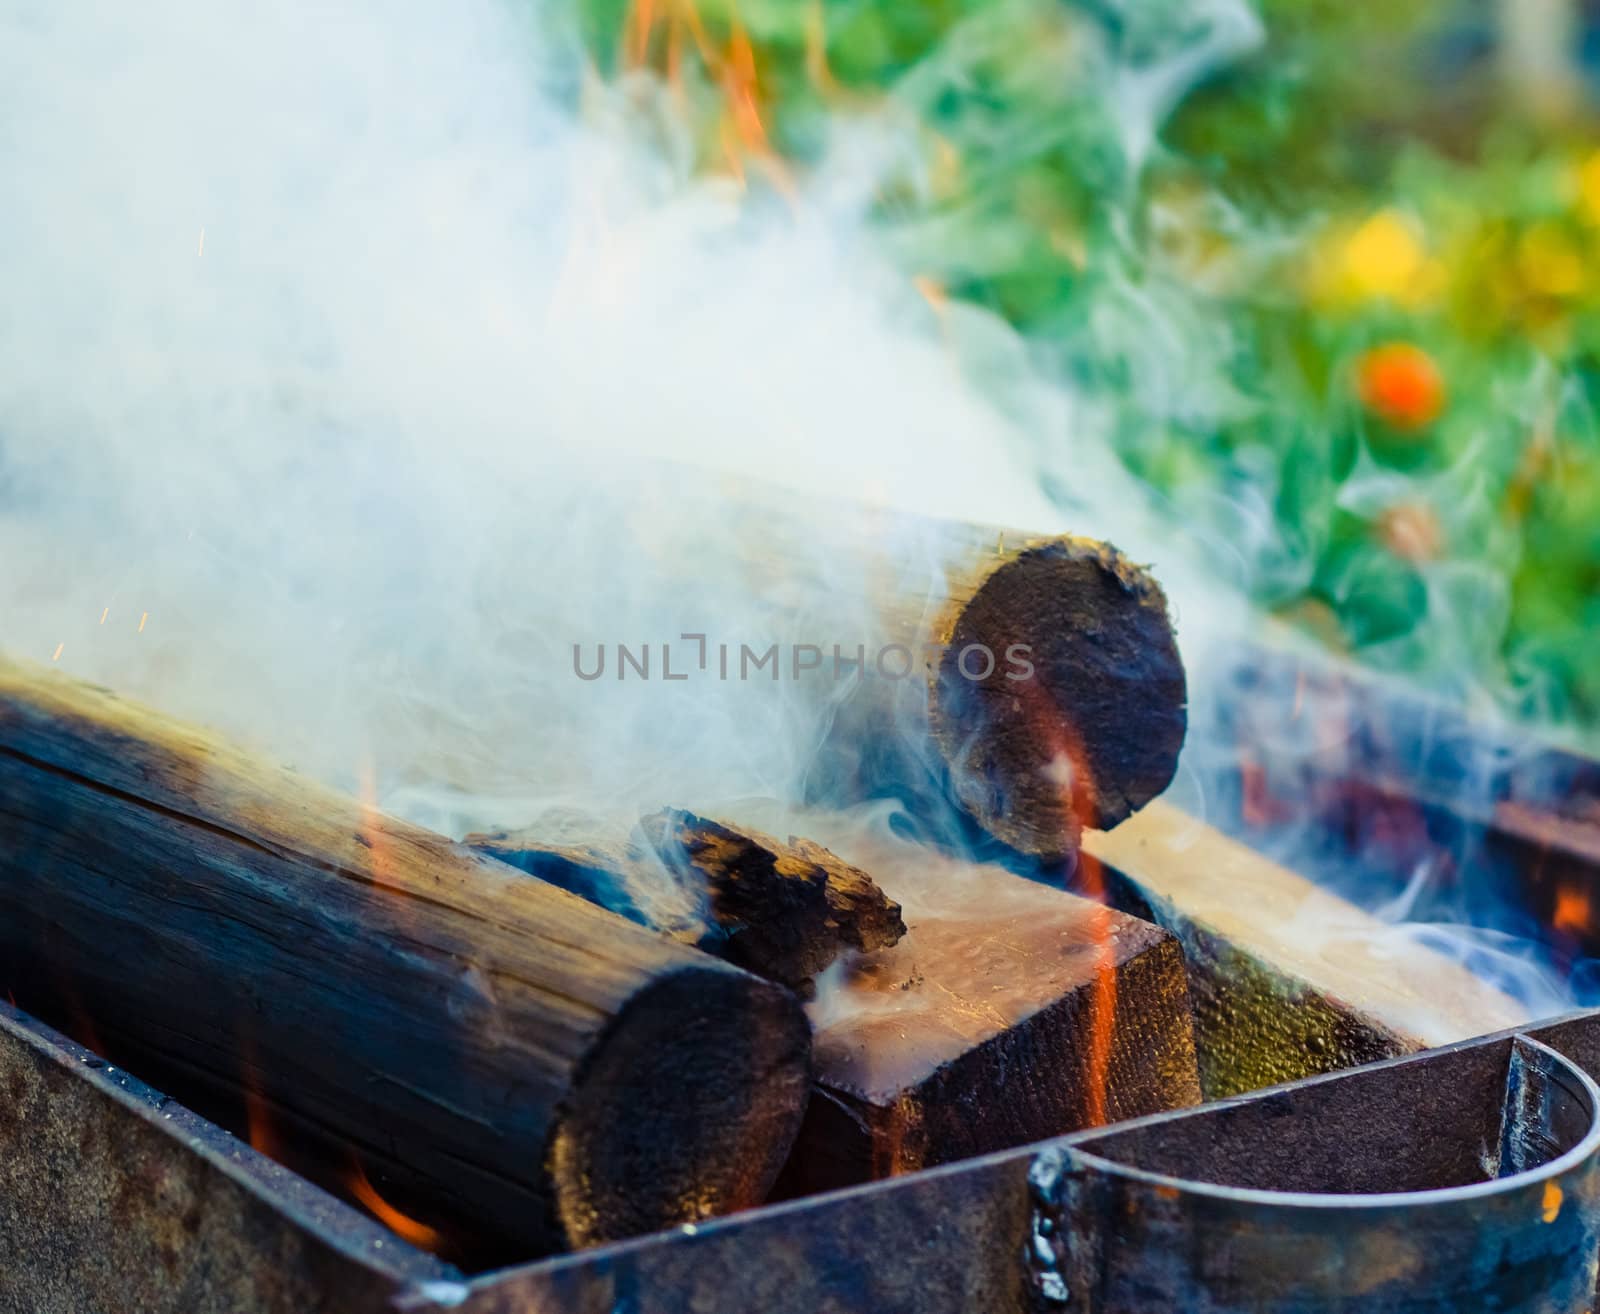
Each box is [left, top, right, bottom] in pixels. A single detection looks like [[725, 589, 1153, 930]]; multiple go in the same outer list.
[[0, 659, 812, 1260], [470, 808, 905, 992], [780, 863, 1202, 1194]]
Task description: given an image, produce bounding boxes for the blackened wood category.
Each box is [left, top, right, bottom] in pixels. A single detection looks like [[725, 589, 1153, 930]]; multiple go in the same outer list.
[[0, 658, 812, 1259], [670, 478, 1187, 863], [1214, 634, 1600, 962], [470, 809, 905, 991], [924, 536, 1186, 851]]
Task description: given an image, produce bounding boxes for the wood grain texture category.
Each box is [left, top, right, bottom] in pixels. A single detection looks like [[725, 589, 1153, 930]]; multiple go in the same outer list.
[[0, 657, 811, 1259], [1085, 799, 1528, 1097], [782, 856, 1202, 1194]]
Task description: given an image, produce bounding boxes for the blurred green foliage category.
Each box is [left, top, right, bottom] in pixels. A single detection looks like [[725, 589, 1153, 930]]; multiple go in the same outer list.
[[576, 0, 1600, 733]]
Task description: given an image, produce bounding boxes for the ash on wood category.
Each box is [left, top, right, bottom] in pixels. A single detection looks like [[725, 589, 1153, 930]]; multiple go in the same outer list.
[[1085, 799, 1528, 1098], [470, 808, 905, 991], [0, 658, 812, 1259], [779, 834, 1202, 1194]]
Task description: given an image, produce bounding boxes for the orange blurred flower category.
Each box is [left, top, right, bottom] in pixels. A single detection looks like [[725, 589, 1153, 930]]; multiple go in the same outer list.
[[1356, 342, 1446, 432]]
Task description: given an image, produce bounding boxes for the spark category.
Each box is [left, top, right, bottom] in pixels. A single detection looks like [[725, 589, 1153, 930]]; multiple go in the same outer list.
[[99, 607, 109, 625], [51, 643, 63, 662], [138, 611, 149, 633], [197, 226, 205, 257]]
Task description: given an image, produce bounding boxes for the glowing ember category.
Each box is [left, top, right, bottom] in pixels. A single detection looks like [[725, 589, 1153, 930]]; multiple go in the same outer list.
[[1553, 885, 1591, 936]]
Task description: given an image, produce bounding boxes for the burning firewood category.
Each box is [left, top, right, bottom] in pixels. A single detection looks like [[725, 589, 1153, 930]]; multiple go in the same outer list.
[[776, 831, 1202, 1192], [670, 480, 1188, 863], [474, 807, 1201, 1188], [819, 527, 1185, 863], [469, 809, 906, 992], [1085, 800, 1528, 1098], [916, 534, 1187, 853], [0, 658, 813, 1259]]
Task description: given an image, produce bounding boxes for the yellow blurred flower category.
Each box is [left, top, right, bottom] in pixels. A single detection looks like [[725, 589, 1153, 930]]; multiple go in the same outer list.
[[928, 133, 962, 201], [1310, 209, 1443, 310], [1518, 222, 1585, 298], [1577, 150, 1600, 225], [1344, 209, 1425, 295]]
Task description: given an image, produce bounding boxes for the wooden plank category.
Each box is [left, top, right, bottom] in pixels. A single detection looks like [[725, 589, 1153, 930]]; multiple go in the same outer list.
[[780, 827, 1202, 1193], [1085, 799, 1528, 1097]]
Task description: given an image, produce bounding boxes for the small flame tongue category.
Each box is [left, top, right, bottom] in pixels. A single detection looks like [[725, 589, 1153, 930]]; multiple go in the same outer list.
[[347, 1159, 444, 1252]]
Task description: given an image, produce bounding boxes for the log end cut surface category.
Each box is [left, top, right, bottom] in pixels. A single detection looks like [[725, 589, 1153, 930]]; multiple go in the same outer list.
[[932, 539, 1187, 857], [549, 964, 814, 1248]]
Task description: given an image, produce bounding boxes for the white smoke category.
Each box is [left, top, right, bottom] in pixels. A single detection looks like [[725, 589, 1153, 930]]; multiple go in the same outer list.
[[0, 0, 1103, 819], [0, 0, 1581, 1021]]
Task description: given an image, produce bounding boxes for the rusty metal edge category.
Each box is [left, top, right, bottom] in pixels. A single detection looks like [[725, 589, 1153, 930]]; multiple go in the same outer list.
[[0, 1001, 457, 1306], [392, 1007, 1600, 1313]]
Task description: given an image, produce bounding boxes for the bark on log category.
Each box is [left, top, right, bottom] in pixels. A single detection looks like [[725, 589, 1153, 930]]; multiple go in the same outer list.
[[469, 809, 905, 992], [1084, 800, 1528, 1098], [660, 480, 1188, 863], [0, 658, 812, 1259]]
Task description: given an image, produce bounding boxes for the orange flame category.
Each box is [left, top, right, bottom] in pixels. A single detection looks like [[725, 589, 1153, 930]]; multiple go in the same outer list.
[[1553, 885, 1591, 935], [624, 0, 658, 67], [239, 1033, 282, 1160], [718, 13, 794, 197], [617, 0, 795, 196], [244, 1087, 281, 1161], [348, 1159, 444, 1252], [357, 756, 399, 892], [1017, 679, 1117, 1127]]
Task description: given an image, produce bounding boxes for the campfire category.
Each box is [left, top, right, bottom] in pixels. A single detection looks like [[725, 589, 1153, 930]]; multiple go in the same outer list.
[[4, 491, 1600, 1311], [7, 0, 1600, 1310]]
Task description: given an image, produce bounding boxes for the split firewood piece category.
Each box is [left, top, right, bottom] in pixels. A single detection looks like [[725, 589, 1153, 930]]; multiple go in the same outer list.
[[470, 809, 906, 992], [0, 657, 812, 1259], [1084, 799, 1529, 1098], [776, 831, 1203, 1194]]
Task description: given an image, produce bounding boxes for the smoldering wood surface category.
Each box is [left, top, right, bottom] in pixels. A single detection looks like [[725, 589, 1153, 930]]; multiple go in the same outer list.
[[471, 801, 1200, 1193], [0, 657, 812, 1261], [1211, 630, 1600, 961], [1085, 799, 1529, 1098], [777, 827, 1202, 1194], [469, 808, 905, 991], [617, 473, 1188, 863]]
